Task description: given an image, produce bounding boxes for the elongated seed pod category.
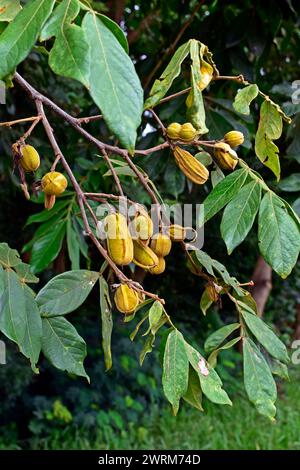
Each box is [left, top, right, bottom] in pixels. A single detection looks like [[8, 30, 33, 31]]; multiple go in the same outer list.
[[114, 284, 139, 314], [150, 234, 172, 257], [104, 213, 134, 266], [173, 146, 209, 184], [149, 257, 166, 275], [214, 142, 238, 170], [133, 240, 158, 269], [168, 224, 187, 242]]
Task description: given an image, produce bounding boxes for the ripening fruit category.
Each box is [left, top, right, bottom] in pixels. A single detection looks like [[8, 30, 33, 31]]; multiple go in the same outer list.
[[104, 213, 133, 266], [166, 122, 182, 140], [179, 123, 197, 142], [114, 284, 139, 315], [150, 234, 172, 257], [41, 171, 68, 196], [224, 130, 244, 148], [149, 257, 166, 275], [214, 142, 238, 170], [133, 240, 159, 269], [205, 283, 219, 302], [198, 62, 214, 91], [168, 224, 187, 242], [132, 212, 153, 241], [20, 145, 40, 172], [173, 146, 209, 184]]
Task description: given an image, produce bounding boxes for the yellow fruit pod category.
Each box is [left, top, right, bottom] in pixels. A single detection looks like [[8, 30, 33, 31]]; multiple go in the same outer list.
[[166, 122, 182, 140], [20, 145, 40, 172], [205, 283, 219, 302], [104, 213, 133, 266], [224, 130, 244, 148], [149, 257, 166, 275], [168, 224, 187, 242], [150, 233, 172, 257], [179, 122, 197, 142], [198, 62, 214, 91], [214, 142, 238, 170], [173, 146, 209, 184], [132, 213, 153, 241], [133, 240, 158, 269], [114, 284, 139, 315], [41, 171, 68, 196]]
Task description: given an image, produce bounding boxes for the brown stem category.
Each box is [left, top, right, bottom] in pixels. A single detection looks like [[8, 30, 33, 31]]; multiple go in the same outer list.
[[0, 116, 40, 127], [77, 114, 102, 124]]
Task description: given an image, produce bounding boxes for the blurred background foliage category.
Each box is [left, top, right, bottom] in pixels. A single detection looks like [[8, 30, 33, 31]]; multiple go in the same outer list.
[[0, 0, 300, 449]]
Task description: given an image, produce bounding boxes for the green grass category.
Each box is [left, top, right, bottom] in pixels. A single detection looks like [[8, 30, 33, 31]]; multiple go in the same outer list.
[[23, 375, 300, 451]]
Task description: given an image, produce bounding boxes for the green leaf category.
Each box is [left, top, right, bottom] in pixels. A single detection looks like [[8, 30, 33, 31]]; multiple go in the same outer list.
[[266, 356, 289, 381], [221, 181, 262, 254], [19, 285, 42, 373], [14, 262, 39, 283], [255, 100, 283, 180], [148, 301, 163, 335], [211, 167, 225, 187], [238, 301, 289, 364], [30, 219, 66, 273], [144, 40, 191, 109], [0, 0, 21, 22], [258, 192, 300, 278], [183, 366, 203, 411], [98, 14, 128, 53], [67, 218, 80, 270], [25, 199, 70, 225], [186, 40, 208, 134], [162, 329, 189, 415], [204, 323, 240, 354], [194, 250, 244, 296], [208, 337, 241, 368], [99, 276, 113, 371], [186, 343, 232, 405], [0, 0, 55, 79], [42, 316, 89, 380], [40, 0, 80, 40], [0, 269, 26, 345], [139, 333, 155, 366], [48, 0, 90, 87], [199, 288, 213, 316], [82, 11, 143, 152], [243, 337, 277, 420], [278, 174, 300, 192], [202, 168, 248, 223], [0, 242, 21, 267], [233, 84, 259, 115], [37, 270, 99, 317]]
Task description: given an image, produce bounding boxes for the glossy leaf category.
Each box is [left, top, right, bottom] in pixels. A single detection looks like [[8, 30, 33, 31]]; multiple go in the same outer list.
[[258, 192, 300, 278], [144, 40, 190, 109], [204, 323, 240, 354], [19, 285, 42, 373], [233, 84, 258, 115], [221, 181, 262, 253], [208, 337, 241, 368], [48, 0, 90, 87], [14, 262, 39, 284], [0, 0, 55, 79], [139, 333, 155, 366], [202, 168, 248, 223], [183, 366, 203, 411], [25, 199, 70, 225], [278, 174, 300, 192], [162, 329, 189, 415], [99, 276, 113, 371], [82, 11, 143, 152], [40, 0, 80, 40], [239, 301, 289, 364], [243, 337, 277, 419], [148, 301, 163, 335], [200, 289, 213, 316], [0, 269, 26, 345], [0, 0, 21, 22], [98, 14, 128, 53], [30, 219, 66, 273], [67, 218, 80, 270], [37, 270, 99, 317], [42, 316, 89, 380]]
